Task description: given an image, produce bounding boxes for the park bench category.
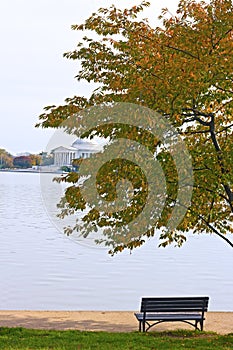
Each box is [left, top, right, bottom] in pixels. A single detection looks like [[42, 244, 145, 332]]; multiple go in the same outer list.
[[134, 296, 209, 332]]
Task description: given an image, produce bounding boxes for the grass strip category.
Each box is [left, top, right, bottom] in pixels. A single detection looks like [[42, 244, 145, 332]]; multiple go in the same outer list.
[[0, 327, 232, 350]]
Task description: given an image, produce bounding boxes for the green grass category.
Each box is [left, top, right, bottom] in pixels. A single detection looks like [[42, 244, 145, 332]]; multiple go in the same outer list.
[[0, 328, 232, 350]]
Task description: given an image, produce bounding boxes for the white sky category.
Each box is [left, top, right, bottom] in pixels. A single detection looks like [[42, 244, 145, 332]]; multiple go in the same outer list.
[[0, 0, 178, 155]]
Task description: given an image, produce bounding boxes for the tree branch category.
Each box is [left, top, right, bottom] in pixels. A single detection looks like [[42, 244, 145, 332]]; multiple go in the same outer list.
[[167, 196, 233, 248], [192, 184, 230, 204], [165, 44, 200, 60], [181, 129, 210, 135], [212, 27, 233, 51], [182, 109, 214, 126], [213, 84, 233, 94], [215, 123, 233, 135], [183, 115, 211, 126], [199, 214, 233, 248], [209, 116, 233, 210]]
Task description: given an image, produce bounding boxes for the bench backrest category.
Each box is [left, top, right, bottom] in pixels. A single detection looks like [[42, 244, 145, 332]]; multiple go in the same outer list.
[[140, 297, 209, 313]]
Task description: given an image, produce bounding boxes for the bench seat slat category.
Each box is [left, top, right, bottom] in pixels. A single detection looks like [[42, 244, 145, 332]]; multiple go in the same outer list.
[[135, 313, 203, 321]]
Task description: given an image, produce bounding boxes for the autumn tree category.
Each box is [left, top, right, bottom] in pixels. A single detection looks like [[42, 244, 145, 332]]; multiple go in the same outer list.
[[13, 156, 32, 168], [0, 149, 13, 168], [29, 154, 42, 166], [37, 0, 233, 253]]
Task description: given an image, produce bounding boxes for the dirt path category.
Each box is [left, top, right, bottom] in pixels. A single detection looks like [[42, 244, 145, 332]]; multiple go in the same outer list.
[[0, 311, 232, 334]]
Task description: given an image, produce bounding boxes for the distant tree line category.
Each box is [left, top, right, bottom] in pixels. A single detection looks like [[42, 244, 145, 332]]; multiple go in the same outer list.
[[0, 149, 54, 169]]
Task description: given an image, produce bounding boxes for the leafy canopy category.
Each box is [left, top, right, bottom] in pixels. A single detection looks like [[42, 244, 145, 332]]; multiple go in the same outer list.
[[37, 0, 233, 254], [0, 149, 13, 168]]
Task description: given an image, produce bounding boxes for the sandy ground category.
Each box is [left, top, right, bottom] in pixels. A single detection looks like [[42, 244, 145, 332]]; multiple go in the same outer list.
[[0, 311, 232, 334]]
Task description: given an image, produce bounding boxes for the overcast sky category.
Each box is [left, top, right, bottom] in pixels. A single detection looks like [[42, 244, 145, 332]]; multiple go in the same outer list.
[[0, 0, 178, 155]]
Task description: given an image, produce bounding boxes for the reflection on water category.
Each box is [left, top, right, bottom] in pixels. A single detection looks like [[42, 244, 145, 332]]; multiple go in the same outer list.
[[0, 172, 232, 311]]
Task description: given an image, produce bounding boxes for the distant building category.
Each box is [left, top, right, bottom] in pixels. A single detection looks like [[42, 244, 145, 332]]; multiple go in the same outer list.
[[53, 138, 102, 167]]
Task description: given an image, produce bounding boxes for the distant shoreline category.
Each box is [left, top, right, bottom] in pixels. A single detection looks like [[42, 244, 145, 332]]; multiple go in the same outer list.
[[0, 168, 64, 174]]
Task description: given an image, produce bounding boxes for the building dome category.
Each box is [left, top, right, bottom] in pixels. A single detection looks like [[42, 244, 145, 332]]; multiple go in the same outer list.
[[71, 138, 101, 151], [53, 138, 102, 167]]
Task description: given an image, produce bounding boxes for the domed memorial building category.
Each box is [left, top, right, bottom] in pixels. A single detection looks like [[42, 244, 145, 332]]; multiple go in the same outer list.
[[53, 138, 102, 167]]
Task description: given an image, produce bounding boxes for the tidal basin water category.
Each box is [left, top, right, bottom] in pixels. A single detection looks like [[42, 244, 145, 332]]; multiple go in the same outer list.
[[0, 171, 232, 311]]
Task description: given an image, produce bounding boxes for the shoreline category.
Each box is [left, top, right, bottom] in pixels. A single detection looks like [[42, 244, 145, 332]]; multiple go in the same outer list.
[[0, 311, 232, 334], [0, 168, 63, 174]]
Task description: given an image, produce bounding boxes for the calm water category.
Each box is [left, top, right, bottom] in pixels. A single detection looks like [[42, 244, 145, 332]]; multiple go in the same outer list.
[[0, 171, 232, 311]]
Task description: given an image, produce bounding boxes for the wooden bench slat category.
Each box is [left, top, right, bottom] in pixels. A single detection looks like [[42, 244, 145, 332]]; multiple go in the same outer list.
[[140, 307, 207, 312], [135, 313, 203, 320]]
